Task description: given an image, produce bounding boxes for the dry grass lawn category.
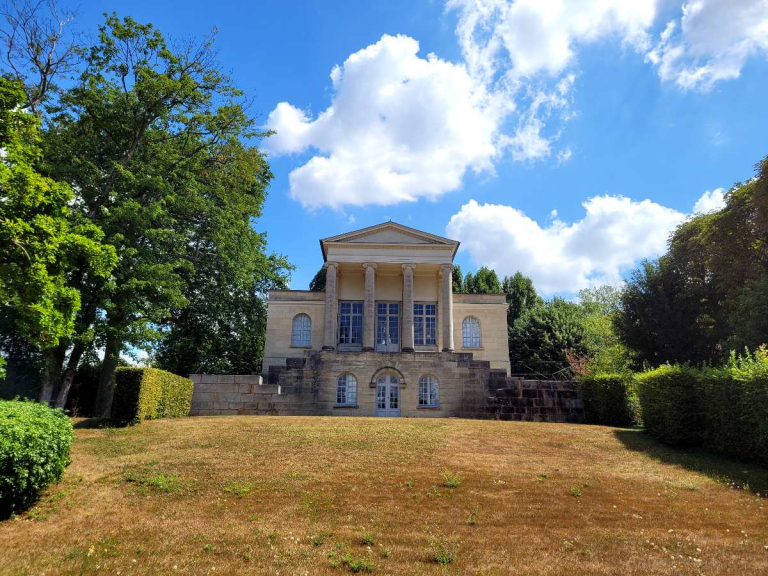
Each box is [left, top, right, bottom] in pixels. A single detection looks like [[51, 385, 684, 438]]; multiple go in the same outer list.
[[1, 416, 767, 575]]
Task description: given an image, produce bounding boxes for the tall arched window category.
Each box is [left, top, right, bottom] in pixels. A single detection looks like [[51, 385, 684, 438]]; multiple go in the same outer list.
[[336, 373, 358, 406], [291, 314, 312, 346], [462, 317, 481, 348], [418, 375, 439, 407]]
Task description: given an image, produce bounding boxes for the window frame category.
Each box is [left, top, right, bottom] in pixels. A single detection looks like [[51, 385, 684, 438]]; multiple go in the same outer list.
[[338, 301, 364, 346], [336, 373, 358, 406], [291, 313, 312, 347], [462, 316, 482, 349], [418, 375, 440, 407], [413, 302, 437, 346]]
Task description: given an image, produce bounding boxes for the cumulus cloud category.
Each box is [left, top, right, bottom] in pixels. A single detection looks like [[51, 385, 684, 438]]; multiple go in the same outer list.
[[266, 1, 768, 209], [693, 187, 726, 213], [449, 0, 656, 80], [264, 35, 508, 209], [646, 0, 768, 90], [446, 189, 723, 294]]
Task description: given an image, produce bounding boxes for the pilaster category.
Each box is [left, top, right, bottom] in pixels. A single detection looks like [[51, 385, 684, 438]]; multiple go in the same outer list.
[[323, 261, 339, 350], [402, 264, 415, 352], [362, 263, 377, 351]]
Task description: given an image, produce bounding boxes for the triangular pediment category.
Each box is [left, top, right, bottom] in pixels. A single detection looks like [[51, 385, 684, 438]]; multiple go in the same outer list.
[[322, 221, 456, 247]]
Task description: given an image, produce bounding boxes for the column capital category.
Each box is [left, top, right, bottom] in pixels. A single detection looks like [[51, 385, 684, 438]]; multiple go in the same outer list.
[[362, 262, 378, 270], [401, 263, 416, 271], [439, 263, 453, 272], [324, 261, 339, 270]]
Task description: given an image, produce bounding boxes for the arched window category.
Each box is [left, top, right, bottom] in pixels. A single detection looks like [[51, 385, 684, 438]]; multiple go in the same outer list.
[[418, 375, 439, 407], [291, 314, 311, 346], [336, 373, 358, 406], [462, 317, 481, 349]]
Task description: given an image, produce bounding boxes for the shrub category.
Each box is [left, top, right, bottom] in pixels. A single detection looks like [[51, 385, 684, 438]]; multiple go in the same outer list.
[[111, 367, 194, 425], [579, 373, 638, 427], [701, 349, 768, 465], [634, 365, 704, 448], [0, 400, 73, 516]]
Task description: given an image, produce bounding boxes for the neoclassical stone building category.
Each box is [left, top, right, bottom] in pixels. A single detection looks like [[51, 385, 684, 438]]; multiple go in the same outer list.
[[260, 221, 511, 417]]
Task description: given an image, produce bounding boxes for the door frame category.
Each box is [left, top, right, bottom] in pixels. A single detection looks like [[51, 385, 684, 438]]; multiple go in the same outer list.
[[375, 300, 401, 353], [374, 374, 401, 417]]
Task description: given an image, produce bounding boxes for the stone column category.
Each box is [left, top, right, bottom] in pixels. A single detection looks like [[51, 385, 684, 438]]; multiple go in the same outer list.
[[440, 264, 454, 351], [401, 264, 415, 352], [323, 261, 339, 350], [362, 263, 377, 351]]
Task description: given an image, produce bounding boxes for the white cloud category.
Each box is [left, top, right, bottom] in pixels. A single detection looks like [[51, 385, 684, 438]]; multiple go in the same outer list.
[[266, 1, 768, 209], [264, 34, 508, 209], [449, 0, 656, 80], [446, 188, 723, 294], [693, 187, 726, 213], [646, 0, 768, 90]]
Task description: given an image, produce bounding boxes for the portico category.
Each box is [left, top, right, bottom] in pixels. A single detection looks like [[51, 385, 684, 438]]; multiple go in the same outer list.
[[260, 221, 512, 417]]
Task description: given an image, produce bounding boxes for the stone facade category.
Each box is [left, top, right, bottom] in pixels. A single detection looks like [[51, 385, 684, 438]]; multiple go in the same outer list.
[[189, 352, 584, 422], [198, 221, 582, 421]]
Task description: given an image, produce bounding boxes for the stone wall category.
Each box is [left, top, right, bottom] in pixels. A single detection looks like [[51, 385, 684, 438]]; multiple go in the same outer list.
[[189, 350, 584, 422]]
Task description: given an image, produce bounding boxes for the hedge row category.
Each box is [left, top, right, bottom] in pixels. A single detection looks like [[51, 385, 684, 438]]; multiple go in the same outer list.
[[578, 374, 637, 427], [111, 367, 194, 425], [0, 400, 73, 516], [634, 349, 768, 465]]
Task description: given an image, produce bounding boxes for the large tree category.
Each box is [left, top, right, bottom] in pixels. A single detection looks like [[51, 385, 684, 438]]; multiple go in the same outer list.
[[0, 77, 115, 396], [502, 272, 541, 327], [615, 155, 768, 366], [34, 15, 287, 414], [509, 298, 593, 368], [464, 266, 501, 294]]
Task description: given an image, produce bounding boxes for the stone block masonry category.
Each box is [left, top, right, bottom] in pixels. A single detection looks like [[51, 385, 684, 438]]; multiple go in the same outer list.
[[188, 350, 585, 423]]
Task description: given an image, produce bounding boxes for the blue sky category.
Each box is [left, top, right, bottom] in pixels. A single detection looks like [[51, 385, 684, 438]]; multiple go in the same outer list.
[[72, 0, 768, 294]]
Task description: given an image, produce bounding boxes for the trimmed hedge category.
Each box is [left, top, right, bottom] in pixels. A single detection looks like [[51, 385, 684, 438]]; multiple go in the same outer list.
[[634, 365, 704, 448], [700, 350, 768, 465], [633, 350, 768, 464], [0, 400, 73, 516], [111, 367, 194, 425], [578, 374, 637, 427]]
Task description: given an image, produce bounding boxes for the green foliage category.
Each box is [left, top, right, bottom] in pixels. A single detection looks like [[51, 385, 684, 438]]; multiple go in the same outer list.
[[727, 276, 768, 351], [451, 265, 464, 294], [578, 374, 637, 427], [0, 400, 73, 516], [502, 272, 541, 326], [616, 155, 768, 367], [27, 14, 288, 411], [634, 365, 704, 447], [464, 266, 501, 294], [0, 78, 115, 351], [110, 367, 193, 425], [579, 286, 633, 374], [700, 349, 768, 465], [509, 298, 592, 364], [309, 267, 327, 291]]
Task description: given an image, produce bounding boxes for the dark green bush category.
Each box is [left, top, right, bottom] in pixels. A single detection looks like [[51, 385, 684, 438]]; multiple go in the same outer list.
[[701, 349, 768, 465], [0, 400, 73, 516], [111, 367, 194, 425], [634, 365, 704, 448], [579, 373, 637, 427]]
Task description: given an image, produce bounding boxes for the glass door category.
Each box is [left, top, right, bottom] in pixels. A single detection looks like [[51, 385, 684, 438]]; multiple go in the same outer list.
[[375, 302, 400, 352], [375, 375, 401, 417]]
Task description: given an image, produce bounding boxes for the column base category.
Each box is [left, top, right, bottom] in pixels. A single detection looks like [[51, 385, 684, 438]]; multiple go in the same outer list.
[[322, 346, 336, 351], [442, 348, 454, 352], [362, 346, 374, 352], [401, 347, 415, 353]]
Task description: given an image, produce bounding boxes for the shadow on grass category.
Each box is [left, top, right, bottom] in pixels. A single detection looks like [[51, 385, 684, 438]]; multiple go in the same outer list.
[[72, 417, 114, 429], [614, 429, 768, 497]]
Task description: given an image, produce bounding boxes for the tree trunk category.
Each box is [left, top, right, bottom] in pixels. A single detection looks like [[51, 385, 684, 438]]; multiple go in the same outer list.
[[94, 333, 122, 418], [54, 342, 87, 409], [38, 349, 59, 404]]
